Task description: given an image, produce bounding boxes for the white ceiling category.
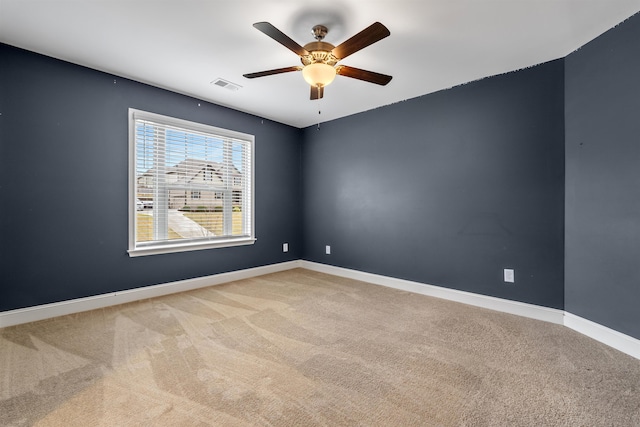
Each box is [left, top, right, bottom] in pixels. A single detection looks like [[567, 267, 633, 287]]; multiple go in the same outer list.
[[1, 1, 640, 128]]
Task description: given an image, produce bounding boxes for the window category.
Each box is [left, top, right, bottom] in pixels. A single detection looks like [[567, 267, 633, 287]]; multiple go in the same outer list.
[[128, 109, 254, 256]]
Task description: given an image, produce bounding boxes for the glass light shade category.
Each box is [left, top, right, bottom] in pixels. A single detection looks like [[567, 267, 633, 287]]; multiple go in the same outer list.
[[302, 63, 336, 87]]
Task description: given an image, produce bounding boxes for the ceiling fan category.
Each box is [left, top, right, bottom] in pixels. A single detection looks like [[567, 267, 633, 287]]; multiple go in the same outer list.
[[243, 21, 392, 100]]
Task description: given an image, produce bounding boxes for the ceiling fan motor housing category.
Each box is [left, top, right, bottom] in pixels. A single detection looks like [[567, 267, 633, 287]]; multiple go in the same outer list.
[[301, 41, 338, 66]]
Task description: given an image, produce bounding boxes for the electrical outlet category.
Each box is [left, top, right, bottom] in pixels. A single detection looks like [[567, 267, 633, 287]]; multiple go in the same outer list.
[[283, 243, 288, 253], [504, 269, 515, 283], [325, 245, 331, 255]]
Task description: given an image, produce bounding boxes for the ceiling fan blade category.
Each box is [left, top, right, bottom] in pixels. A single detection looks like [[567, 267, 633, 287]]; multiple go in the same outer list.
[[243, 66, 302, 79], [332, 22, 390, 60], [253, 22, 309, 57], [310, 85, 324, 100], [336, 66, 392, 85]]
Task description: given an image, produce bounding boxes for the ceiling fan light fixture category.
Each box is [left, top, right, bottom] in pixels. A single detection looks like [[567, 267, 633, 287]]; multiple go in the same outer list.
[[302, 63, 336, 87]]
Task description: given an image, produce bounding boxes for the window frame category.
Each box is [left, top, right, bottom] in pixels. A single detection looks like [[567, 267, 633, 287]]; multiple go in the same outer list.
[[128, 108, 255, 257]]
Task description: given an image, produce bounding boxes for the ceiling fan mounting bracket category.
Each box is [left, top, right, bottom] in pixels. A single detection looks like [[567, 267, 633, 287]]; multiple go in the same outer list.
[[312, 25, 328, 41]]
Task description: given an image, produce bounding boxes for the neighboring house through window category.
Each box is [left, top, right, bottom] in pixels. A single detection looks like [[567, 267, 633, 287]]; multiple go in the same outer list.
[[128, 109, 255, 256]]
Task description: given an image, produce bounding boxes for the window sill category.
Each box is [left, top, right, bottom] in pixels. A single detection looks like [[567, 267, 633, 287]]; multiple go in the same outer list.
[[128, 237, 256, 257]]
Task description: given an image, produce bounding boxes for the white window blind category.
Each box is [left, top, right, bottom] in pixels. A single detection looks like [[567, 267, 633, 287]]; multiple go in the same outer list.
[[128, 109, 255, 256]]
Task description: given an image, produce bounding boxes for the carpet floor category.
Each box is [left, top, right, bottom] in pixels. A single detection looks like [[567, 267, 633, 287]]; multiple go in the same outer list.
[[1, 268, 639, 426]]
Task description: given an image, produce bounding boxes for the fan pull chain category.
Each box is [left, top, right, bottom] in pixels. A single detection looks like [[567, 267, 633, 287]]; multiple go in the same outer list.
[[317, 110, 321, 130]]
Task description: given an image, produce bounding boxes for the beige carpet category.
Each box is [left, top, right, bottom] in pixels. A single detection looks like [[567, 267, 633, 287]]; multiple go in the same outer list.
[[1, 268, 639, 426]]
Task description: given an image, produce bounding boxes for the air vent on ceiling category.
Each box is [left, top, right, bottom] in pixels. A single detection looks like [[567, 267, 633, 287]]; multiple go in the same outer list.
[[211, 78, 242, 91]]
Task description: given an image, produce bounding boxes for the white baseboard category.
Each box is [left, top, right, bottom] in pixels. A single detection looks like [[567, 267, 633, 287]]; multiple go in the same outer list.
[[300, 261, 565, 325], [0, 260, 302, 328], [2, 259, 639, 361], [564, 312, 640, 360]]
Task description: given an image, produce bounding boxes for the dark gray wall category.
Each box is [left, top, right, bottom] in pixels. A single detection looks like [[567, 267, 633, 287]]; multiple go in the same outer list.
[[0, 44, 302, 312], [302, 61, 565, 309], [565, 13, 640, 339]]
